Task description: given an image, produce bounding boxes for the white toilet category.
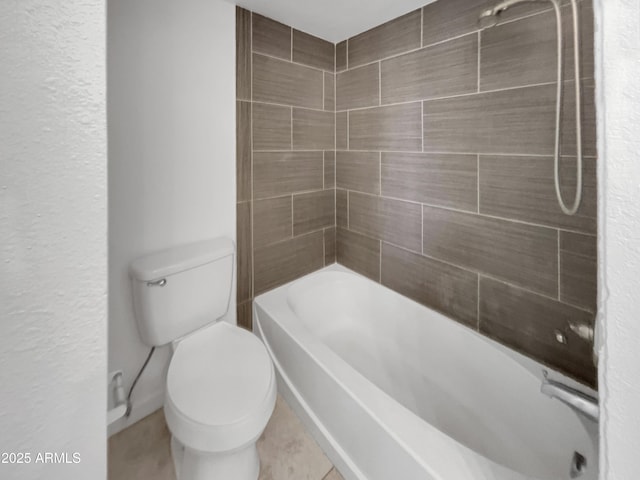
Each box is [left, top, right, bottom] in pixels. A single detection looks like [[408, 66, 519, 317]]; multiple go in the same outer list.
[[129, 237, 276, 480]]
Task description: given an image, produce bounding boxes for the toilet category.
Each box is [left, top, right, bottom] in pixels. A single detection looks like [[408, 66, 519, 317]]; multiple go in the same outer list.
[[129, 237, 276, 480]]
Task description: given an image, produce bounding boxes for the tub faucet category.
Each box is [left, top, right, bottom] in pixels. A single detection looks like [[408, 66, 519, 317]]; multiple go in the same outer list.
[[541, 372, 598, 422]]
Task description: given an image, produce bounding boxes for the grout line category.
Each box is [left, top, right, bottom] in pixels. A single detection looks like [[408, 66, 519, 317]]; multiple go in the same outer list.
[[249, 13, 255, 301], [254, 149, 325, 153], [379, 240, 382, 283], [333, 77, 590, 114], [421, 101, 424, 152], [557, 230, 562, 300], [477, 274, 481, 331], [378, 62, 382, 106], [254, 51, 334, 74], [379, 151, 382, 195], [346, 111, 350, 150], [322, 72, 325, 111], [290, 107, 293, 150], [477, 154, 480, 213], [290, 28, 293, 61], [346, 38, 349, 69], [420, 8, 424, 48], [252, 99, 329, 114], [347, 190, 350, 228], [291, 195, 294, 237], [330, 148, 595, 160], [421, 203, 424, 255], [322, 152, 326, 189], [477, 31, 481, 93]]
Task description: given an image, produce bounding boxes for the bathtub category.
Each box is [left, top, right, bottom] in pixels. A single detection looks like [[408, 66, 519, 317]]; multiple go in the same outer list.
[[253, 264, 598, 480]]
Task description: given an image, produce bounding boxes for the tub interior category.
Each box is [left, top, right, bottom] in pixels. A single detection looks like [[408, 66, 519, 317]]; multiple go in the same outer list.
[[285, 270, 596, 480]]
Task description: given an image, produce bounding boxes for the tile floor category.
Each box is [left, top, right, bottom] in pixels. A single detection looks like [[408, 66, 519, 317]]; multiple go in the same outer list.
[[108, 395, 344, 480]]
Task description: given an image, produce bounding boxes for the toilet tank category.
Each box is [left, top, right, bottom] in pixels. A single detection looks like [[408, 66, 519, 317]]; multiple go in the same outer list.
[[129, 237, 235, 346]]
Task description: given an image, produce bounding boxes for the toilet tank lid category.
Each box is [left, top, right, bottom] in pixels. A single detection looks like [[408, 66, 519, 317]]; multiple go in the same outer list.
[[129, 237, 235, 281]]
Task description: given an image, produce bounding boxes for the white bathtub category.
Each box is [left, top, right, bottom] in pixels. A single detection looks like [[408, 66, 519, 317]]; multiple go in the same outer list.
[[253, 264, 598, 480]]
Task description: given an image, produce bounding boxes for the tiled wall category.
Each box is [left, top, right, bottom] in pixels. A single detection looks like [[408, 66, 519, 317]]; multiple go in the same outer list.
[[334, 0, 597, 385], [236, 8, 336, 330]]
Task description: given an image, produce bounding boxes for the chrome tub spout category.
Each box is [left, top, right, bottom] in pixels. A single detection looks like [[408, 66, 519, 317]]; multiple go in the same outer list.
[[541, 374, 599, 423]]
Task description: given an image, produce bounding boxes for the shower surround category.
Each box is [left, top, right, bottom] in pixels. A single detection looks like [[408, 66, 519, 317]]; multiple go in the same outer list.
[[235, 8, 336, 331], [236, 0, 597, 385]]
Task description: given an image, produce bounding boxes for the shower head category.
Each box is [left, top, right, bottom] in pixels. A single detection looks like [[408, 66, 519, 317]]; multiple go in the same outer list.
[[477, 0, 555, 30]]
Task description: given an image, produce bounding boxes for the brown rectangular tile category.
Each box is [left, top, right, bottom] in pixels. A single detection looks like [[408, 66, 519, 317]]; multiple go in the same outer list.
[[336, 41, 347, 71], [479, 155, 596, 233], [236, 8, 251, 101], [253, 102, 291, 151], [237, 201, 252, 302], [382, 152, 477, 211], [324, 72, 335, 111], [336, 189, 348, 228], [253, 151, 323, 199], [381, 34, 478, 104], [560, 231, 596, 258], [253, 196, 292, 247], [423, 84, 556, 155], [422, 206, 558, 296], [293, 190, 335, 235], [254, 232, 324, 294], [237, 300, 252, 331], [336, 151, 380, 194], [324, 151, 335, 188], [480, 5, 594, 91], [253, 54, 324, 109], [324, 227, 336, 265], [292, 108, 335, 150], [293, 30, 334, 71], [421, 0, 486, 46], [236, 101, 251, 202], [350, 103, 422, 151], [348, 10, 422, 68], [336, 63, 380, 111], [336, 228, 380, 281], [349, 192, 422, 252], [560, 231, 597, 311], [561, 83, 596, 157], [381, 243, 478, 327], [560, 250, 597, 312], [252, 13, 291, 60], [479, 277, 596, 386], [336, 112, 348, 150]]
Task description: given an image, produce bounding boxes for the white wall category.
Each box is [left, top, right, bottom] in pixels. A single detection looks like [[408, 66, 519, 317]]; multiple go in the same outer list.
[[595, 0, 640, 478], [107, 0, 236, 433], [0, 1, 107, 479]]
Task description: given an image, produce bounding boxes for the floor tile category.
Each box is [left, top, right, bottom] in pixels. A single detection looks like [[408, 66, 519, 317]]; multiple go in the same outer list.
[[108, 395, 335, 480]]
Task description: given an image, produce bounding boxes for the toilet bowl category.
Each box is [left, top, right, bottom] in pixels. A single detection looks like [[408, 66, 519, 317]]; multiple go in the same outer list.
[[129, 238, 276, 480], [165, 322, 276, 480]]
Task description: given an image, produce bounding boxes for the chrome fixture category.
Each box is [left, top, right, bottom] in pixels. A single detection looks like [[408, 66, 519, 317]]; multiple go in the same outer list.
[[554, 329, 567, 345], [478, 0, 584, 216], [541, 371, 598, 422], [568, 321, 594, 343], [146, 278, 167, 287]]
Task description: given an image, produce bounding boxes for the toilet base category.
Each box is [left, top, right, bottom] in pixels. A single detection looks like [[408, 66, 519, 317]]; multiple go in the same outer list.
[[171, 436, 260, 480]]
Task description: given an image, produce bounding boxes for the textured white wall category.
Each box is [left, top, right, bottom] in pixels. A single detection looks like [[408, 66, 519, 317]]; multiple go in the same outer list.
[[0, 1, 107, 479], [107, 0, 236, 433], [595, 0, 640, 478]]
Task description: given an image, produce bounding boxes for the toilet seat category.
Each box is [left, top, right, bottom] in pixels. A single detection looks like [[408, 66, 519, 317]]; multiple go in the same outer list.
[[164, 321, 276, 453]]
